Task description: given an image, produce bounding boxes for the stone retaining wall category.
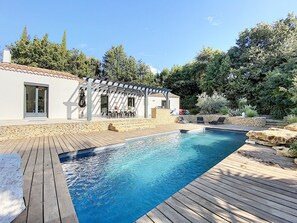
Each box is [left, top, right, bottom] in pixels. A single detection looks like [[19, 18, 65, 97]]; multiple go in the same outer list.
[[180, 115, 266, 127], [0, 117, 178, 141]]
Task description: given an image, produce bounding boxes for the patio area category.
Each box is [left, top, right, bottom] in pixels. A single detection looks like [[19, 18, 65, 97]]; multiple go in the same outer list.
[[1, 123, 296, 223]]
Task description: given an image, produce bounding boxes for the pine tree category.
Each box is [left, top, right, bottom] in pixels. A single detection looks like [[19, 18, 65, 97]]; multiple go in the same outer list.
[[9, 26, 31, 64], [62, 31, 67, 52], [61, 31, 67, 69]]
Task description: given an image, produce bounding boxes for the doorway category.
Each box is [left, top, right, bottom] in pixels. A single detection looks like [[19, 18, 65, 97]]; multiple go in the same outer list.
[[25, 84, 48, 117], [101, 95, 108, 115]]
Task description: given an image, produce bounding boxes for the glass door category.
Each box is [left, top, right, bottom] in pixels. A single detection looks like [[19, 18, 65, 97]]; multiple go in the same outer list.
[[101, 95, 108, 115], [25, 85, 48, 117]]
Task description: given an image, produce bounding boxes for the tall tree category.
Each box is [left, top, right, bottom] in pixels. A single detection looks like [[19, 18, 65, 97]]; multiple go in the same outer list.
[[9, 28, 101, 77], [61, 31, 67, 52], [102, 45, 128, 81], [10, 26, 31, 64]]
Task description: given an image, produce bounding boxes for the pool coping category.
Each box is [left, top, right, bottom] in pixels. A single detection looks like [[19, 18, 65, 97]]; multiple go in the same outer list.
[[58, 126, 249, 222]]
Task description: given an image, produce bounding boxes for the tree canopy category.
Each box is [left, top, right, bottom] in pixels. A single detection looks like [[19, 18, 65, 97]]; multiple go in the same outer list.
[[8, 28, 157, 85], [162, 13, 297, 118], [7, 13, 297, 118]]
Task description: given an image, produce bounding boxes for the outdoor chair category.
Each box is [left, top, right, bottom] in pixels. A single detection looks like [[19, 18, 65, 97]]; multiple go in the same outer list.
[[197, 116, 204, 124], [209, 117, 225, 125], [107, 111, 113, 119]]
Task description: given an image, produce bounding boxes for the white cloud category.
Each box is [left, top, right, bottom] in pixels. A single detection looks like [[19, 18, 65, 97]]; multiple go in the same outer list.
[[149, 65, 160, 75], [206, 16, 220, 26]]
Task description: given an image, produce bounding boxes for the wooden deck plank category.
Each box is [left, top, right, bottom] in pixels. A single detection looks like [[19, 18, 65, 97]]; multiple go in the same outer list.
[[178, 188, 257, 223], [146, 208, 172, 223], [225, 156, 297, 178], [165, 197, 209, 223], [70, 133, 95, 149], [156, 202, 191, 223], [54, 135, 69, 154], [207, 170, 297, 209], [184, 182, 267, 222], [192, 179, 290, 223], [21, 138, 36, 174], [135, 215, 154, 223], [172, 192, 232, 223], [217, 162, 297, 192], [27, 137, 43, 223], [210, 163, 297, 200], [49, 135, 63, 155], [44, 136, 60, 223], [65, 134, 85, 150], [58, 135, 75, 152], [200, 174, 297, 220]]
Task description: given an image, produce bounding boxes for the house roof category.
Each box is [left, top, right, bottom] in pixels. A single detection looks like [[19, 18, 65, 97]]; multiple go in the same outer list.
[[0, 63, 80, 81], [149, 92, 179, 98]]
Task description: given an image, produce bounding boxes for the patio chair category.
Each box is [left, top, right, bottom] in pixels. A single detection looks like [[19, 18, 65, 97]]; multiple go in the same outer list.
[[107, 111, 112, 119], [124, 110, 129, 118], [197, 116, 204, 124], [209, 117, 225, 125]]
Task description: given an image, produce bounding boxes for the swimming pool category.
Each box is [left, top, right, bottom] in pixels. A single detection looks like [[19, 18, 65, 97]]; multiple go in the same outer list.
[[60, 129, 246, 223]]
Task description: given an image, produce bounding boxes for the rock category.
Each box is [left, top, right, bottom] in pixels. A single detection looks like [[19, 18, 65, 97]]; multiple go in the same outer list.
[[275, 147, 292, 157], [284, 123, 297, 131], [246, 128, 297, 146], [295, 158, 297, 165], [272, 146, 288, 151], [0, 154, 25, 223]]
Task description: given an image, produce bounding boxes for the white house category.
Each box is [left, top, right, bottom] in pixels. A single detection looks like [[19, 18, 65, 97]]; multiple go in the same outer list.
[[0, 50, 179, 121]]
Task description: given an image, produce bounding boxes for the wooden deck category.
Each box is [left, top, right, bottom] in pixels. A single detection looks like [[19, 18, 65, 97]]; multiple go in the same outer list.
[[0, 123, 200, 223], [0, 123, 296, 223], [136, 145, 297, 223]]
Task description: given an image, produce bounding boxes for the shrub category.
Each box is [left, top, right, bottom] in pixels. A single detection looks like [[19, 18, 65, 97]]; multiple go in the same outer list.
[[228, 109, 242, 117], [196, 92, 228, 114], [238, 98, 248, 110], [189, 108, 199, 115], [290, 108, 297, 116], [289, 141, 297, 157], [284, 115, 297, 124], [243, 105, 258, 117], [220, 106, 229, 115], [245, 109, 258, 117]]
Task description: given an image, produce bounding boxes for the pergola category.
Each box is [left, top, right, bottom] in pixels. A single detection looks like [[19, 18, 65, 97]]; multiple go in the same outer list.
[[82, 78, 171, 121]]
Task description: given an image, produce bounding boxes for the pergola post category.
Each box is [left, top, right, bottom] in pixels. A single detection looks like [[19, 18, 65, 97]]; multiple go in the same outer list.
[[144, 88, 148, 118], [87, 78, 92, 121], [166, 92, 170, 109]]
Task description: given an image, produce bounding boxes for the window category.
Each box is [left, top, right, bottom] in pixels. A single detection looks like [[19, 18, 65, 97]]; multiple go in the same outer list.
[[25, 84, 48, 117], [128, 97, 135, 108], [161, 100, 170, 108]]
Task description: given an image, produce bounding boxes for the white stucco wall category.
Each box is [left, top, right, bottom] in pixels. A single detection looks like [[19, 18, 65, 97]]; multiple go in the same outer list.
[[79, 92, 181, 118], [148, 96, 180, 117], [0, 70, 79, 120], [80, 92, 145, 118]]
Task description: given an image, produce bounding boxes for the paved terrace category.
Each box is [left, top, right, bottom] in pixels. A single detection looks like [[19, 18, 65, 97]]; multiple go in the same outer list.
[[0, 123, 296, 223]]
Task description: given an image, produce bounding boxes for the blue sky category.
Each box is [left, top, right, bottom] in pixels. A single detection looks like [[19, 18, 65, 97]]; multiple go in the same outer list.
[[1, 0, 297, 72]]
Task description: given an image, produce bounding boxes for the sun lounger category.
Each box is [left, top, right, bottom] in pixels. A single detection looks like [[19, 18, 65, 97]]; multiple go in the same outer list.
[[209, 117, 225, 125]]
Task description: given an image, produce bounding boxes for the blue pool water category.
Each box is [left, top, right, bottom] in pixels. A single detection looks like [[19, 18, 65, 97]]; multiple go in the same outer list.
[[60, 129, 246, 223]]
